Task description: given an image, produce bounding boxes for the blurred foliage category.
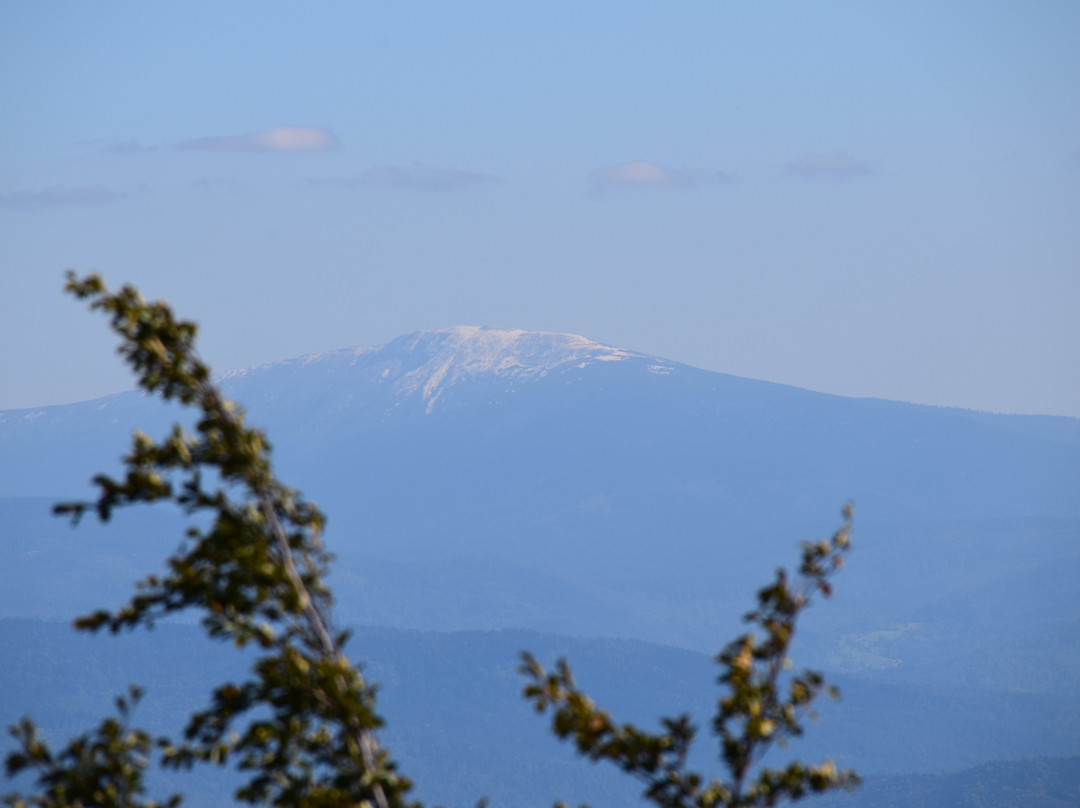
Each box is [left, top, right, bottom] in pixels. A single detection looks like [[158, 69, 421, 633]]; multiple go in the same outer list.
[[522, 512, 858, 807], [4, 274, 857, 808], [5, 687, 179, 808]]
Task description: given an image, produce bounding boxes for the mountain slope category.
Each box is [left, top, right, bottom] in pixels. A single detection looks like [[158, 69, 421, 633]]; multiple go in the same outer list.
[[1, 327, 1078, 681], [216, 326, 646, 416]]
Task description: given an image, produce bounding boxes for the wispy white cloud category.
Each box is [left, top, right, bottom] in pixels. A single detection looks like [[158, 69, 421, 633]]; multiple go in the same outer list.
[[103, 140, 157, 155], [312, 164, 497, 192], [178, 126, 341, 153], [782, 153, 873, 180], [588, 160, 735, 194], [593, 160, 675, 187], [0, 185, 130, 211], [73, 139, 157, 155]]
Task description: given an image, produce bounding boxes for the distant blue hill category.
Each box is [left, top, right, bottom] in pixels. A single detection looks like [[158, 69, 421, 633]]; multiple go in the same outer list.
[[2, 620, 1077, 808], [1, 327, 1078, 688]]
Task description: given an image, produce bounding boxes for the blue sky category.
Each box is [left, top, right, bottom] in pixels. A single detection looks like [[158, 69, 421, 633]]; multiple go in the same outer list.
[[2, 1, 1078, 415]]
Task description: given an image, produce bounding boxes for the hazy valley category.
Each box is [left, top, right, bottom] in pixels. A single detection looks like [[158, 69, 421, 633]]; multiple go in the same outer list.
[[3, 327, 1079, 806]]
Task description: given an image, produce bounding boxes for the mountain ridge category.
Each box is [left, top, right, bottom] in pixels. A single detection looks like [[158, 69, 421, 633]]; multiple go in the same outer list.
[[5, 326, 1079, 426], [215, 326, 675, 415]]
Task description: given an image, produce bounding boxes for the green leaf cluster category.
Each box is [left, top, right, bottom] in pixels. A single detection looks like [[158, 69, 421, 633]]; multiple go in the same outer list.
[[5, 687, 179, 808]]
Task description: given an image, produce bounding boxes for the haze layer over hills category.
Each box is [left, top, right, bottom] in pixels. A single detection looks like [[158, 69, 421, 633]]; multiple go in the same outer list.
[[2, 327, 1079, 805]]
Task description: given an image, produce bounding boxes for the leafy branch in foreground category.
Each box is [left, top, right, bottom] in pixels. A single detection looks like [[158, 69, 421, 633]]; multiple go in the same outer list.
[[4, 272, 857, 808], [6, 272, 412, 808], [521, 507, 859, 808], [4, 687, 178, 808]]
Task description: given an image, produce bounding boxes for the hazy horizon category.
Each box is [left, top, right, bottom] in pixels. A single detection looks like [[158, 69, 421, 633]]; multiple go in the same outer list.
[[3, 2, 1078, 416]]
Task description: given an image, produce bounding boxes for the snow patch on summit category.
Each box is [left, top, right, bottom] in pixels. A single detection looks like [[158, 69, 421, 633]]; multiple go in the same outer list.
[[210, 326, 657, 416], [394, 326, 635, 413]]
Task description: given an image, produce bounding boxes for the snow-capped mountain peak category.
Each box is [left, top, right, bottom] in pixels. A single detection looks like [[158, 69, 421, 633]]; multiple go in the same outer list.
[[213, 327, 654, 415], [388, 327, 636, 411]]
